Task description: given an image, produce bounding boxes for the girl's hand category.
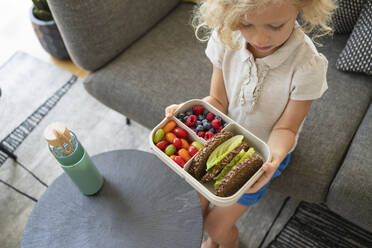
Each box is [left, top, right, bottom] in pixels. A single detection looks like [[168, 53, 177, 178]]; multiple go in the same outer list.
[[245, 156, 281, 193], [165, 104, 179, 119]]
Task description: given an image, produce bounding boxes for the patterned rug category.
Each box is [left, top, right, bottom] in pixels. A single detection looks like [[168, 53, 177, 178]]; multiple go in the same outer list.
[[0, 76, 77, 166], [268, 201, 372, 248], [0, 51, 77, 167]]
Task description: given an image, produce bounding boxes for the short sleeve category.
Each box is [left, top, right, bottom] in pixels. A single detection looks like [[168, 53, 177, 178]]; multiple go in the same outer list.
[[290, 53, 329, 100], [205, 30, 225, 68]]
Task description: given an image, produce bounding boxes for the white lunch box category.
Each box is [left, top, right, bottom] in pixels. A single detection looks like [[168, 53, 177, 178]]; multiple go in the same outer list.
[[149, 99, 271, 207]]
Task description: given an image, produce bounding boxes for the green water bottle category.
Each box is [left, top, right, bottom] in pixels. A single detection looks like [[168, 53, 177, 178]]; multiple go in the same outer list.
[[44, 122, 104, 195]]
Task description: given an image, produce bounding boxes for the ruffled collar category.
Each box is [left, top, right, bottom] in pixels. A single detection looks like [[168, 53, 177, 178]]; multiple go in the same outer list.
[[238, 22, 303, 68], [237, 23, 304, 110]]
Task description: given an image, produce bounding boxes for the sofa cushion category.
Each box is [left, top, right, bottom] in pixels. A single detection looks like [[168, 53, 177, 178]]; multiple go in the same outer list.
[[84, 3, 211, 129], [326, 103, 372, 232], [269, 34, 372, 202], [336, 0, 372, 75], [331, 0, 367, 34], [48, 0, 181, 70]]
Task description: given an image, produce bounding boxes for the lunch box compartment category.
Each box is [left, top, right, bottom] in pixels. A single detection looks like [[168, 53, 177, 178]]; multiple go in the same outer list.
[[151, 116, 202, 179]]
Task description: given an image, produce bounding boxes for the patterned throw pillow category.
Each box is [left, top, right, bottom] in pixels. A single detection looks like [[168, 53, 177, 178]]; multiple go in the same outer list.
[[332, 0, 367, 34], [336, 1, 372, 75]]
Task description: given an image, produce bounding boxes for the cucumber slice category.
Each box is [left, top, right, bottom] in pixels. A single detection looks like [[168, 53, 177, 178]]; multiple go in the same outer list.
[[206, 135, 243, 171]]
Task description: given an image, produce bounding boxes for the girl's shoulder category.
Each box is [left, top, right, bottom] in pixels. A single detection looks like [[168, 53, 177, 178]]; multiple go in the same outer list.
[[292, 27, 328, 70]]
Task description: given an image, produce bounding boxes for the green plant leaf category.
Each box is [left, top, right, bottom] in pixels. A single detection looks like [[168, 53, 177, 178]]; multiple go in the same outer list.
[[206, 135, 243, 171]]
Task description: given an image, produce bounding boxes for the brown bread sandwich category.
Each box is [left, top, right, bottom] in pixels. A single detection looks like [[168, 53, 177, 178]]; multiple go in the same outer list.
[[188, 130, 263, 197]]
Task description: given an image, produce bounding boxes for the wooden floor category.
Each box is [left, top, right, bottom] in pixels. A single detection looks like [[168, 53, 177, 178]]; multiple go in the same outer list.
[[0, 1, 88, 78]]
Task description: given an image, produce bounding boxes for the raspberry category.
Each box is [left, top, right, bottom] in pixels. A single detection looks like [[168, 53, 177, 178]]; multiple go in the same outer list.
[[206, 112, 215, 122], [211, 119, 221, 129], [204, 131, 214, 140], [192, 105, 204, 115], [186, 115, 197, 127], [197, 131, 205, 138], [215, 126, 223, 133]]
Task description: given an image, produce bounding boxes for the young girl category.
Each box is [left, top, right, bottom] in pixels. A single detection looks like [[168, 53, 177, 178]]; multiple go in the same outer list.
[[166, 0, 335, 247]]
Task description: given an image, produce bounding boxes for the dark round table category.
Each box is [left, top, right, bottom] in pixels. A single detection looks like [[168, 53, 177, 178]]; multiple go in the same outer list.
[[21, 150, 203, 248]]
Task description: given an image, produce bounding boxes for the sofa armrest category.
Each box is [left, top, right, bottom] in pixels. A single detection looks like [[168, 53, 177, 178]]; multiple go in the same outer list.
[[48, 0, 181, 70], [326, 102, 372, 232]]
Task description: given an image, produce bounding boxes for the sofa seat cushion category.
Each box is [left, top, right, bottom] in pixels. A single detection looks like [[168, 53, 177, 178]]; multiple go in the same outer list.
[[269, 34, 372, 202], [84, 3, 210, 129], [326, 103, 372, 232]]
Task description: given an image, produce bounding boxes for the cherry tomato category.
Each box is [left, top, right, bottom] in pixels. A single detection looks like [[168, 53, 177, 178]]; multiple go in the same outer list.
[[172, 137, 182, 149], [180, 139, 190, 149], [163, 120, 177, 133], [165, 132, 176, 143], [165, 144, 176, 156], [173, 127, 188, 139], [156, 140, 169, 151], [178, 148, 191, 162], [188, 145, 198, 157], [153, 129, 165, 143], [174, 156, 186, 168]]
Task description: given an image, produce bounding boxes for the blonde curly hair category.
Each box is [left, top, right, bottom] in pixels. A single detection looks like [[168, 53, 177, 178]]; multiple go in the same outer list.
[[192, 0, 336, 50]]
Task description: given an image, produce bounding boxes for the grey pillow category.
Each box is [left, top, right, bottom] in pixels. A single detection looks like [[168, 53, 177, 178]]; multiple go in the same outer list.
[[332, 0, 367, 34], [336, 1, 372, 75]]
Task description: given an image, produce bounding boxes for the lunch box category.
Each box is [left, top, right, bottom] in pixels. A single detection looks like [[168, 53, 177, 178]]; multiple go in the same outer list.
[[149, 99, 271, 207]]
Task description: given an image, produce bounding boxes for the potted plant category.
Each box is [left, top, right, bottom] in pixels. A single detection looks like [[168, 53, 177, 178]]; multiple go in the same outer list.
[[30, 0, 69, 59]]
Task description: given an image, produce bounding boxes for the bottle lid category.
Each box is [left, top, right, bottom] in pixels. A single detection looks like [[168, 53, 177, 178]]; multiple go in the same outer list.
[[44, 122, 74, 155]]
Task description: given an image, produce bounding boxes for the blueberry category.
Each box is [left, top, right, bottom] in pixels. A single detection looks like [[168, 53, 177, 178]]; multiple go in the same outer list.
[[215, 115, 222, 121], [186, 110, 193, 116], [209, 128, 216, 134], [198, 115, 204, 121], [177, 113, 185, 120], [196, 125, 204, 133], [202, 109, 209, 116], [183, 115, 189, 122], [202, 119, 209, 125], [203, 122, 211, 130], [196, 120, 202, 126], [223, 122, 228, 127]]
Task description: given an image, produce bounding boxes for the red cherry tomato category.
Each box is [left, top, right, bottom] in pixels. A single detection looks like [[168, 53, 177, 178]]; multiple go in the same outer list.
[[173, 127, 188, 139], [172, 137, 182, 149], [156, 140, 169, 151], [188, 145, 198, 157], [174, 156, 186, 168]]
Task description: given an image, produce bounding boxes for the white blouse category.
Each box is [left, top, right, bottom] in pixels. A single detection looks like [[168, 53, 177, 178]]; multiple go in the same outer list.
[[205, 24, 328, 152]]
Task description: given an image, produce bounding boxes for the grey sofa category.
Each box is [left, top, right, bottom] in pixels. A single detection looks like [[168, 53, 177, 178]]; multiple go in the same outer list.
[[48, 0, 372, 231]]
